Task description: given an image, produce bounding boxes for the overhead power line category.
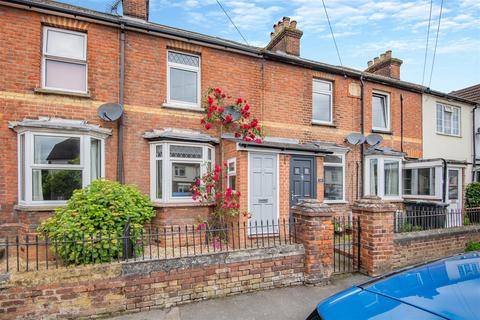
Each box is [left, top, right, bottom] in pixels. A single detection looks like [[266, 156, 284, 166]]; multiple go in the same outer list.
[[428, 0, 444, 88], [321, 0, 345, 75], [215, 0, 250, 46], [421, 0, 433, 86]]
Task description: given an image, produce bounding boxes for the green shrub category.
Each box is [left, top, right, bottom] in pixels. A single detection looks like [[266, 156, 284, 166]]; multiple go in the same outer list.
[[398, 223, 423, 233], [465, 182, 480, 208], [465, 241, 480, 252], [38, 180, 155, 264]]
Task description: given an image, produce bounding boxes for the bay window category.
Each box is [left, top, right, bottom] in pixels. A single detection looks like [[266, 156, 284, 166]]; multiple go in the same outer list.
[[365, 156, 401, 199], [42, 27, 87, 93], [18, 131, 105, 205], [150, 142, 214, 203], [324, 154, 345, 202], [436, 103, 460, 136]]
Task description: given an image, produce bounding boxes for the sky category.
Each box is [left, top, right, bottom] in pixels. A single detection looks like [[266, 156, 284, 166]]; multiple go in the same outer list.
[[62, 0, 479, 93]]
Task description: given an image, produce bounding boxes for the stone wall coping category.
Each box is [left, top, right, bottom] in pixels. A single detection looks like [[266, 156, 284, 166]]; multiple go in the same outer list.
[[122, 244, 304, 276], [351, 196, 397, 212], [394, 225, 480, 244], [291, 199, 333, 217]]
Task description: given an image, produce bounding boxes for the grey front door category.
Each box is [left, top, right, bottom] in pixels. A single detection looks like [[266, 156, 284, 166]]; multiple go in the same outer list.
[[290, 156, 316, 206], [249, 152, 277, 234]]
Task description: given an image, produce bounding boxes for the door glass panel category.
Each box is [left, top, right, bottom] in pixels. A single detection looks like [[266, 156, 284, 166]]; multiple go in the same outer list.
[[448, 170, 459, 200]]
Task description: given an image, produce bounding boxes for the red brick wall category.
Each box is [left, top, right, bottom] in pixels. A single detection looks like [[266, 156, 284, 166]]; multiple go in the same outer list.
[[0, 246, 304, 319], [0, 4, 423, 231]]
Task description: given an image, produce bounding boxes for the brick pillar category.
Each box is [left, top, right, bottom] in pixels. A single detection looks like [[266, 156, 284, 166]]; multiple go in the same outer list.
[[292, 199, 333, 285], [352, 196, 396, 276]]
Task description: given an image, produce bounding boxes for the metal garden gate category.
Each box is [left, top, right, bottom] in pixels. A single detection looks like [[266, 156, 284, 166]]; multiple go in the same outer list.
[[332, 215, 361, 274]]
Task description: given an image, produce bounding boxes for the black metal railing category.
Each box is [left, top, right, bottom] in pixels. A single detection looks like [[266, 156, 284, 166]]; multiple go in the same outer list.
[[394, 208, 480, 233], [0, 219, 298, 274], [333, 216, 360, 274]]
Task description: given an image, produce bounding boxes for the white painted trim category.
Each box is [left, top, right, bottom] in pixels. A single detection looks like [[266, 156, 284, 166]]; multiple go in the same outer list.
[[312, 79, 333, 124], [364, 155, 402, 200], [372, 90, 391, 132], [41, 26, 88, 94], [436, 103, 461, 137], [166, 49, 201, 110]]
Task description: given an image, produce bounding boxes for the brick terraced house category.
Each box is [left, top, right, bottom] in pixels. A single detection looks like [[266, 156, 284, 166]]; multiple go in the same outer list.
[[0, 0, 476, 238]]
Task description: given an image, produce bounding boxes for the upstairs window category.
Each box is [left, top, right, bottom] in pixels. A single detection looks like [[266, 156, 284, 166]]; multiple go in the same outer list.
[[436, 103, 460, 136], [42, 27, 87, 93], [167, 50, 201, 109], [372, 92, 390, 132], [312, 79, 333, 124]]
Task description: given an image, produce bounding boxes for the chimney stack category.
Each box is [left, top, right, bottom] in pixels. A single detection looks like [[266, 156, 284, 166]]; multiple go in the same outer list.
[[364, 50, 402, 80], [122, 0, 149, 21], [266, 17, 303, 56]]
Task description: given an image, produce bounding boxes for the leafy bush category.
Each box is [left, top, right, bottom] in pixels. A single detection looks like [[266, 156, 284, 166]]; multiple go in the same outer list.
[[38, 180, 155, 264], [465, 241, 480, 252], [398, 223, 423, 233], [465, 182, 480, 208]]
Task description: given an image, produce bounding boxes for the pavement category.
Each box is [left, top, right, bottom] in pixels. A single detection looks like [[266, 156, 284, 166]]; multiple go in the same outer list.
[[110, 273, 370, 320]]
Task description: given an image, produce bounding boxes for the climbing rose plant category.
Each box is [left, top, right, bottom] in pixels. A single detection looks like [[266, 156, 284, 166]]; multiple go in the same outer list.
[[191, 163, 250, 220], [201, 87, 265, 143]]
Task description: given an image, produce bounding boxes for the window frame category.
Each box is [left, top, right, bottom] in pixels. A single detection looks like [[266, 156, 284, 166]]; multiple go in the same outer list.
[[227, 157, 237, 191], [18, 130, 105, 206], [166, 50, 202, 110], [436, 103, 461, 137], [364, 156, 402, 200], [312, 79, 334, 125], [372, 91, 391, 132], [150, 141, 214, 203], [403, 163, 443, 200], [323, 153, 346, 203], [41, 26, 88, 94]]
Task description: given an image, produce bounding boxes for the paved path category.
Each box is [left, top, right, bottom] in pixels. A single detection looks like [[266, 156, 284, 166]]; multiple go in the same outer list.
[[110, 273, 370, 320]]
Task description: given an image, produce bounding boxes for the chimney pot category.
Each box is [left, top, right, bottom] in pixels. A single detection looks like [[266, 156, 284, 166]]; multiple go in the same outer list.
[[365, 50, 403, 80], [367, 60, 373, 67], [385, 50, 392, 59], [380, 53, 386, 60], [373, 56, 380, 63], [290, 20, 297, 28], [282, 16, 291, 24], [266, 16, 303, 56]]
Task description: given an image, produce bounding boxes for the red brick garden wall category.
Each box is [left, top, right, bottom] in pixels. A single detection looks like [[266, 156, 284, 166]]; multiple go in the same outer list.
[[0, 245, 304, 319]]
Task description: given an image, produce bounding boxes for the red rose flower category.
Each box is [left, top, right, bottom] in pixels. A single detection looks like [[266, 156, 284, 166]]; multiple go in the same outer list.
[[236, 98, 243, 104], [207, 96, 214, 105], [225, 114, 233, 122], [234, 132, 241, 138], [205, 123, 212, 130], [254, 138, 262, 144], [244, 104, 250, 111]]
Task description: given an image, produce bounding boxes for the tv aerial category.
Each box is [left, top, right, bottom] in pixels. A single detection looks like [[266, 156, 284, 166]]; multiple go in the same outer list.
[[345, 132, 366, 145], [365, 133, 383, 147], [97, 103, 124, 122]]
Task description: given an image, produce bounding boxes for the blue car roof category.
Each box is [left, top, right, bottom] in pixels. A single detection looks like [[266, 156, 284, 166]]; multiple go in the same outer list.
[[317, 252, 480, 320]]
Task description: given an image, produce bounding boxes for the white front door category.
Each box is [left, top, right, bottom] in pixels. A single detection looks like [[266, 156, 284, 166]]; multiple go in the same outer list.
[[447, 168, 462, 210], [249, 152, 277, 234]]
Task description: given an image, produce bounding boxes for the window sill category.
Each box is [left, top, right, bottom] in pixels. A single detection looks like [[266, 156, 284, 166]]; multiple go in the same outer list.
[[34, 88, 91, 98], [324, 200, 348, 204], [312, 121, 336, 128], [14, 204, 66, 212], [371, 129, 392, 135], [436, 132, 462, 138], [152, 201, 214, 208], [162, 103, 203, 113]]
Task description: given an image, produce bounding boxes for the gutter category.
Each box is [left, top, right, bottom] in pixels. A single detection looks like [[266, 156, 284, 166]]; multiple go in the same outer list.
[[441, 158, 447, 202]]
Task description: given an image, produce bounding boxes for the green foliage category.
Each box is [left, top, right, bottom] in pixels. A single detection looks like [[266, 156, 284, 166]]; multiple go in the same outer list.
[[465, 182, 480, 208], [398, 223, 423, 233], [38, 180, 155, 265], [465, 241, 480, 252]]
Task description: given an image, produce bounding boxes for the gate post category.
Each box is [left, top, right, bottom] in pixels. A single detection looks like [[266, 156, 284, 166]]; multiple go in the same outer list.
[[292, 199, 333, 285], [352, 196, 396, 276]]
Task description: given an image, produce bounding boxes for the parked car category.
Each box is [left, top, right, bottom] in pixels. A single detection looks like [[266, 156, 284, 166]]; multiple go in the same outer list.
[[307, 252, 480, 320]]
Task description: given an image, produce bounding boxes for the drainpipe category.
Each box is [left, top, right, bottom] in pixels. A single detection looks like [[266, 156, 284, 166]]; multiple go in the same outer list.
[[441, 158, 447, 203], [360, 75, 365, 197], [472, 105, 478, 182], [400, 94, 404, 153], [117, 25, 125, 183]]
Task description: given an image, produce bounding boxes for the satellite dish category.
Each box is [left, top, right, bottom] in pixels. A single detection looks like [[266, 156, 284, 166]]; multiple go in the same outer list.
[[224, 105, 242, 121], [97, 103, 123, 122], [366, 133, 383, 146], [345, 133, 366, 145]]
